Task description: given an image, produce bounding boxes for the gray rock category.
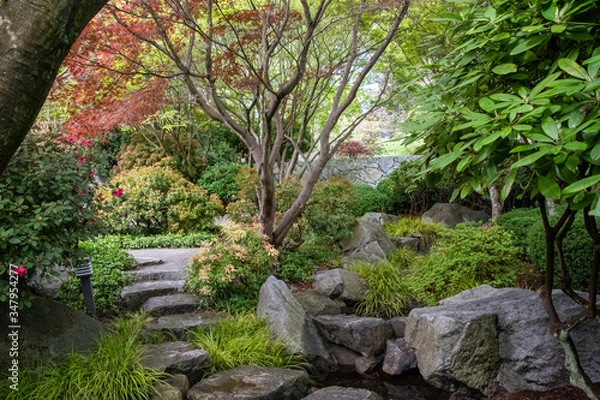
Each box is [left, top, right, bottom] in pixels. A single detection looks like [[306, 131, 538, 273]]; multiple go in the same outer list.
[[391, 236, 421, 253], [355, 354, 382, 374], [141, 341, 210, 385], [313, 269, 367, 303], [165, 374, 190, 394], [382, 338, 417, 375], [389, 316, 407, 338], [152, 381, 183, 400], [328, 344, 361, 366], [293, 290, 346, 316], [313, 315, 393, 357], [187, 365, 310, 400], [340, 220, 396, 258], [360, 212, 399, 226], [301, 386, 384, 400], [257, 276, 329, 360], [421, 203, 489, 228], [121, 280, 186, 310], [405, 285, 600, 396], [143, 311, 224, 339], [28, 264, 71, 298], [0, 296, 107, 371], [142, 293, 200, 316]]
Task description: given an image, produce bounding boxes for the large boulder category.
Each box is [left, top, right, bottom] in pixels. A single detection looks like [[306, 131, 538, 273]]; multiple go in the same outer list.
[[312, 269, 367, 304], [313, 315, 393, 357], [140, 341, 211, 385], [340, 220, 396, 263], [28, 264, 71, 298], [257, 276, 329, 360], [302, 386, 384, 400], [360, 212, 399, 226], [405, 285, 600, 397], [0, 296, 107, 371], [293, 290, 346, 316], [187, 365, 310, 400], [382, 338, 417, 376], [421, 203, 489, 228]]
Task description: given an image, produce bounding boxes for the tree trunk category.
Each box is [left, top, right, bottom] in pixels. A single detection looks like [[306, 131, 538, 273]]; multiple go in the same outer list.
[[0, 0, 107, 176], [489, 184, 504, 221]]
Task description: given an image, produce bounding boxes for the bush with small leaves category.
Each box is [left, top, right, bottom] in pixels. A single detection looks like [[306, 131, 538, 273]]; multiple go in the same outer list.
[[197, 162, 243, 205], [186, 222, 278, 312], [351, 183, 391, 217], [409, 224, 522, 305], [98, 161, 223, 235]]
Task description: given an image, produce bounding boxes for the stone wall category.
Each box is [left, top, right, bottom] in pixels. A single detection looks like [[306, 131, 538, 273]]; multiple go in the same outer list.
[[319, 155, 418, 187]]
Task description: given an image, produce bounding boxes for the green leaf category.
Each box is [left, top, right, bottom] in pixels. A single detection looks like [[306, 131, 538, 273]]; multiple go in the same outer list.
[[564, 142, 587, 151], [510, 35, 549, 55], [501, 169, 518, 199], [478, 97, 495, 112], [558, 59, 589, 80], [538, 175, 561, 199], [562, 175, 600, 196], [568, 110, 584, 128], [511, 148, 551, 169], [492, 63, 517, 75], [490, 32, 510, 42], [591, 143, 600, 162], [541, 117, 559, 140], [541, 3, 557, 22], [430, 152, 460, 170], [550, 24, 565, 33]]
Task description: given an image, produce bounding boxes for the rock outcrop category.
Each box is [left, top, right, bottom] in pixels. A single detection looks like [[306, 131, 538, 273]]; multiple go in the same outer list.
[[421, 203, 489, 228]]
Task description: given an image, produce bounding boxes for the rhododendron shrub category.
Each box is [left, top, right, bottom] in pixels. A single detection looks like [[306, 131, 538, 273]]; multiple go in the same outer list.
[[0, 131, 99, 303], [97, 161, 223, 235], [187, 221, 278, 312]]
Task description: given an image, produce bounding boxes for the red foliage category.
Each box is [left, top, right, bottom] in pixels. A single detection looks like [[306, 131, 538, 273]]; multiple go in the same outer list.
[[336, 140, 372, 158]]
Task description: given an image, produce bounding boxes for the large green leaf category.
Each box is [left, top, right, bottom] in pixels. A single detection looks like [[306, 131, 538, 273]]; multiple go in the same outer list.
[[562, 175, 600, 196], [591, 143, 600, 162], [510, 35, 549, 55], [541, 117, 559, 140], [429, 152, 461, 170], [511, 148, 551, 169], [537, 175, 561, 199], [492, 63, 517, 75], [558, 59, 589, 80]]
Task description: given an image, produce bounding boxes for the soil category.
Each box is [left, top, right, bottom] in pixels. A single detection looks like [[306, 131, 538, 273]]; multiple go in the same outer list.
[[491, 385, 597, 400]]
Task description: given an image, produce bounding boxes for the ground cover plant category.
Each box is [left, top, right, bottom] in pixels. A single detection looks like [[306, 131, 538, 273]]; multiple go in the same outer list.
[[188, 312, 306, 376], [384, 217, 447, 251], [409, 223, 522, 306], [99, 232, 216, 249], [58, 239, 137, 318], [0, 315, 163, 400]]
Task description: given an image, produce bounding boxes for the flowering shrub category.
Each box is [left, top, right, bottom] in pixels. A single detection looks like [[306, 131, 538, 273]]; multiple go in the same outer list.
[[409, 223, 522, 305], [0, 131, 99, 304], [187, 222, 278, 311], [98, 161, 223, 234]]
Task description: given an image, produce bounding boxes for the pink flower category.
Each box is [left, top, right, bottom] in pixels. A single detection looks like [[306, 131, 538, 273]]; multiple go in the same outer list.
[[78, 156, 86, 163], [111, 188, 124, 198], [81, 139, 94, 147], [11, 265, 27, 277], [68, 137, 76, 144], [89, 171, 95, 178], [98, 194, 105, 202]]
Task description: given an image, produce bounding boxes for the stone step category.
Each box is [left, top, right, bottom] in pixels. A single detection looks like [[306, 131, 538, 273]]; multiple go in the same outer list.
[[142, 311, 227, 339], [142, 293, 200, 317], [130, 265, 187, 282], [133, 256, 163, 266], [120, 280, 186, 310]]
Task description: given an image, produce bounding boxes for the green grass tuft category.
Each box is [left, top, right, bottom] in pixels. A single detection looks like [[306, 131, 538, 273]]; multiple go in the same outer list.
[[384, 217, 447, 250], [189, 313, 306, 375]]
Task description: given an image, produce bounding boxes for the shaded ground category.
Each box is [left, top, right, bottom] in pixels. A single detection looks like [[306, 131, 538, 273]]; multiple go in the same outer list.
[[491, 386, 595, 400]]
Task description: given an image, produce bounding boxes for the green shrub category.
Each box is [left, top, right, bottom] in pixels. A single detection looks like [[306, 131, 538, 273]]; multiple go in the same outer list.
[[0, 315, 163, 399], [495, 208, 544, 253], [0, 132, 99, 304], [186, 222, 278, 312], [304, 177, 357, 246], [384, 217, 447, 250], [189, 313, 306, 375], [101, 232, 216, 249], [525, 214, 593, 292], [409, 224, 522, 305], [350, 256, 414, 318], [351, 183, 391, 217], [277, 248, 318, 283], [197, 162, 243, 205], [58, 239, 136, 318], [225, 166, 260, 223], [98, 161, 223, 235]]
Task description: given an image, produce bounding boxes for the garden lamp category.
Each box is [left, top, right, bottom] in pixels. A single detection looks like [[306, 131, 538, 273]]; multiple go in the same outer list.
[[75, 257, 97, 317]]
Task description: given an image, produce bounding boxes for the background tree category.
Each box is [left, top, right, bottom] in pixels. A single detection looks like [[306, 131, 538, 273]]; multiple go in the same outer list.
[[406, 0, 599, 397], [0, 0, 107, 176], [61, 0, 410, 246]]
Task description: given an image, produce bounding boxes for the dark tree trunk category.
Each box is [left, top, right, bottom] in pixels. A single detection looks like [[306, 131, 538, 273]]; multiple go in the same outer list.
[[0, 0, 107, 176]]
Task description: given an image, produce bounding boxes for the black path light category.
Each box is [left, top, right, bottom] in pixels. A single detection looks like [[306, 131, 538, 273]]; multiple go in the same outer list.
[[75, 257, 96, 317]]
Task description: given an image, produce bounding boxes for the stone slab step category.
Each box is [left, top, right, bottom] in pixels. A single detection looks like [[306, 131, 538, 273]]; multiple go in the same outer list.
[[133, 256, 163, 266], [143, 311, 227, 339], [120, 280, 186, 310], [130, 265, 187, 282], [142, 293, 200, 317]]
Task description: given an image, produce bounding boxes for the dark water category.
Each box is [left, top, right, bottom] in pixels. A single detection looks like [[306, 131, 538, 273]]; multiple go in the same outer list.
[[315, 366, 452, 400]]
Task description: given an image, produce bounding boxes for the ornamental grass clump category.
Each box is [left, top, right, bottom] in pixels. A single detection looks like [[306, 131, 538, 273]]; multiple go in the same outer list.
[[0, 315, 163, 400], [187, 221, 278, 312], [384, 217, 447, 250], [189, 312, 306, 375], [409, 223, 522, 306]]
